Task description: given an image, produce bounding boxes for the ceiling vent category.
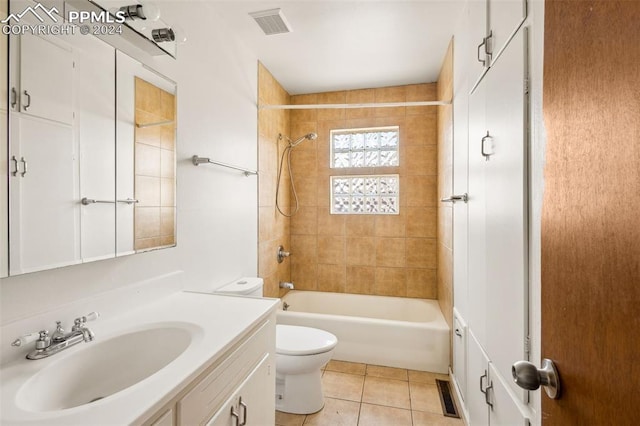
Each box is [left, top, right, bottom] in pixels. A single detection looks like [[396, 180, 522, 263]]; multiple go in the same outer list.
[[249, 8, 292, 35]]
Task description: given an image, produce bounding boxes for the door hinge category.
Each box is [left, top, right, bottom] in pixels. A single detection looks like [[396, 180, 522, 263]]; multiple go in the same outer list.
[[525, 335, 531, 357], [524, 78, 530, 95]]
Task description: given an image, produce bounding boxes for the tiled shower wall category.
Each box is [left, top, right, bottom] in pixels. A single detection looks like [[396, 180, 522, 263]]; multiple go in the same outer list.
[[257, 63, 292, 298], [437, 41, 454, 328], [288, 84, 439, 298]]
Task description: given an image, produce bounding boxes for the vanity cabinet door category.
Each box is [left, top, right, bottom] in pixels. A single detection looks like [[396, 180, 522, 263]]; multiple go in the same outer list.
[[19, 32, 73, 124], [206, 354, 274, 426], [9, 114, 79, 274]]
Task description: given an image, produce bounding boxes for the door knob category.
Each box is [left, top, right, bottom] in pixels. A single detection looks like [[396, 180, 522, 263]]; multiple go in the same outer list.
[[512, 358, 560, 399]]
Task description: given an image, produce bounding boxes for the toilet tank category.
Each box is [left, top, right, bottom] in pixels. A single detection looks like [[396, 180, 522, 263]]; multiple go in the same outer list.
[[215, 277, 264, 297]]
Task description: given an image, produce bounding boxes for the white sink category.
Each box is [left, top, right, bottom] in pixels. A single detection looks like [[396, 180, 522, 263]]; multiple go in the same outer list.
[[15, 324, 195, 412]]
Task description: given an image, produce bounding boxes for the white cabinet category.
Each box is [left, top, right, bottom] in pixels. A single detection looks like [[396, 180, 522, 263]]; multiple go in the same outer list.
[[207, 355, 273, 426], [467, 332, 528, 426], [8, 114, 79, 274], [468, 28, 529, 401], [143, 317, 276, 426], [469, 0, 527, 89], [17, 32, 73, 123], [452, 312, 468, 404]]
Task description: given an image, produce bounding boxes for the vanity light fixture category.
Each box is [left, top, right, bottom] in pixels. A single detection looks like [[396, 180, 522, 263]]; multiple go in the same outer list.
[[118, 2, 160, 21]]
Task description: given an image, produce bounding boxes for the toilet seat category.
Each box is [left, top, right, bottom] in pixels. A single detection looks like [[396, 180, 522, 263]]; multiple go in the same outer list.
[[276, 325, 338, 356]]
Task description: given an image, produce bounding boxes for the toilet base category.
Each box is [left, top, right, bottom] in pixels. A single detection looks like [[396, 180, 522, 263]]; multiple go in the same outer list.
[[275, 370, 325, 414]]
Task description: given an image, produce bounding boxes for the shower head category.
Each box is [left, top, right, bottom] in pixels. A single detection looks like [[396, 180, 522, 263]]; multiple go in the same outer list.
[[290, 132, 318, 147]]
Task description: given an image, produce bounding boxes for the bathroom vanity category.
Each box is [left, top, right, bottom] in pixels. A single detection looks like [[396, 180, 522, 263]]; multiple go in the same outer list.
[[0, 292, 278, 425]]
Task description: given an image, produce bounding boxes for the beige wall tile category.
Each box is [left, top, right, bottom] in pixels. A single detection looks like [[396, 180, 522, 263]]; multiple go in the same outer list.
[[317, 264, 346, 292], [289, 121, 318, 150], [376, 237, 406, 267], [259, 172, 277, 208], [404, 145, 437, 176], [135, 207, 160, 239], [346, 88, 375, 119], [316, 175, 331, 208], [346, 237, 376, 266], [374, 267, 406, 296], [406, 83, 437, 115], [290, 149, 317, 177], [135, 237, 161, 251], [345, 215, 375, 236], [405, 115, 437, 146], [259, 206, 275, 242], [258, 240, 278, 277], [317, 236, 345, 265], [374, 86, 407, 117], [294, 176, 318, 207], [406, 238, 437, 269], [135, 77, 160, 113], [291, 206, 317, 235], [345, 266, 375, 294], [160, 178, 174, 207], [160, 125, 175, 150], [135, 113, 162, 147], [159, 235, 174, 247], [135, 175, 160, 207], [406, 207, 438, 238], [160, 207, 175, 237], [291, 262, 317, 290], [317, 207, 346, 235], [160, 149, 174, 179], [291, 93, 318, 123], [438, 206, 453, 250], [405, 176, 437, 207], [317, 91, 347, 121], [375, 213, 406, 237], [291, 234, 317, 264], [407, 268, 437, 299], [135, 143, 161, 177], [159, 90, 175, 121]]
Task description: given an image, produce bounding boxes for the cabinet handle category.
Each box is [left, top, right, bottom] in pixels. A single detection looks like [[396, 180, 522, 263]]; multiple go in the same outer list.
[[23, 90, 31, 111], [485, 381, 494, 408], [20, 157, 27, 177], [11, 87, 17, 109], [477, 38, 487, 66], [11, 156, 18, 176], [480, 371, 487, 394], [230, 406, 240, 426], [239, 397, 248, 426], [481, 131, 494, 161]]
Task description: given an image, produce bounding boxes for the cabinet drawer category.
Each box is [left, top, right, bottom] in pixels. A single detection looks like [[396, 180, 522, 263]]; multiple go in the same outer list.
[[177, 320, 271, 425]]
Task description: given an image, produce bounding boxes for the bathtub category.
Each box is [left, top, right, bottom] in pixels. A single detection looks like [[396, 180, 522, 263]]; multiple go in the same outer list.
[[277, 290, 450, 373]]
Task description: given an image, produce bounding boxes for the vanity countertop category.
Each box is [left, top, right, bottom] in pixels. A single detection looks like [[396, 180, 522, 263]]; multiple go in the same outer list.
[[0, 291, 279, 425]]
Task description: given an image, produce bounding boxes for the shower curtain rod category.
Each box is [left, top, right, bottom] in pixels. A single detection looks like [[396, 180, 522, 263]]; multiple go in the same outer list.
[[259, 100, 451, 110]]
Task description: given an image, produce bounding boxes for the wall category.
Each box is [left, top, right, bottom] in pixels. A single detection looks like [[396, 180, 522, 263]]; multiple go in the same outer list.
[[436, 41, 454, 328], [0, 3, 259, 326], [288, 84, 439, 298], [257, 64, 292, 298]]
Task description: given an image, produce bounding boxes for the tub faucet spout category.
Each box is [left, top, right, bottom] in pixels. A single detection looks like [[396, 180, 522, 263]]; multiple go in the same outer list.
[[280, 281, 294, 290]]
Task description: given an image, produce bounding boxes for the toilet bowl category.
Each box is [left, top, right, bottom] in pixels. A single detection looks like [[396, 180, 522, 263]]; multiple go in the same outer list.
[[215, 278, 339, 414], [275, 325, 337, 414]]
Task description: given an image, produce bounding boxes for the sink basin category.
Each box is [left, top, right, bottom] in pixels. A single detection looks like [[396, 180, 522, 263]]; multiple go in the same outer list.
[[15, 324, 196, 412]]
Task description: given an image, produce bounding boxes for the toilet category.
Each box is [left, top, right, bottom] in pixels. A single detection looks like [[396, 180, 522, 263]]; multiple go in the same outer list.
[[215, 278, 338, 414]]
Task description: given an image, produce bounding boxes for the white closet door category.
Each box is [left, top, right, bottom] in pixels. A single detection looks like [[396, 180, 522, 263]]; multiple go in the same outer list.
[[467, 331, 490, 426], [9, 114, 79, 274], [483, 29, 528, 400], [488, 363, 529, 426], [487, 0, 527, 64]]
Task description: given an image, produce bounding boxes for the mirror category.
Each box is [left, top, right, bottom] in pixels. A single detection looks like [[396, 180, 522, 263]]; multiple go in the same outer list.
[[3, 1, 176, 277]]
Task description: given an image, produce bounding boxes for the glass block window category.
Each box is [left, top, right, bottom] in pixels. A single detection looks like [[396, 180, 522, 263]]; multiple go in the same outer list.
[[330, 174, 399, 215], [330, 126, 399, 168]]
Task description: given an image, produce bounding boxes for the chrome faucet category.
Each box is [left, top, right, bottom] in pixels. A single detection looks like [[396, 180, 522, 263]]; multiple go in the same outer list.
[[12, 312, 100, 360]]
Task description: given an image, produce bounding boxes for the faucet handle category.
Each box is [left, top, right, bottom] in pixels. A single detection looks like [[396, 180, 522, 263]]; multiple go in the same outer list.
[[11, 332, 42, 347], [84, 312, 100, 322]]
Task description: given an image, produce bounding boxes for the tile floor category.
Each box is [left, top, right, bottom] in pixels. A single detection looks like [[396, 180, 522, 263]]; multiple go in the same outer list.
[[275, 360, 465, 426]]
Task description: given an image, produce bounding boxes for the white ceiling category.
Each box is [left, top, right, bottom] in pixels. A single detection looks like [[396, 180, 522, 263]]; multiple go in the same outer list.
[[209, 1, 465, 95]]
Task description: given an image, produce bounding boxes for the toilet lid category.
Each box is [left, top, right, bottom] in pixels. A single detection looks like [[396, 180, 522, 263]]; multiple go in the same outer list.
[[276, 325, 338, 356]]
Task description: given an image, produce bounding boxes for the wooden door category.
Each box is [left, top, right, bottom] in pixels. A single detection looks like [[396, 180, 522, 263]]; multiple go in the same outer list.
[[541, 1, 640, 424]]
